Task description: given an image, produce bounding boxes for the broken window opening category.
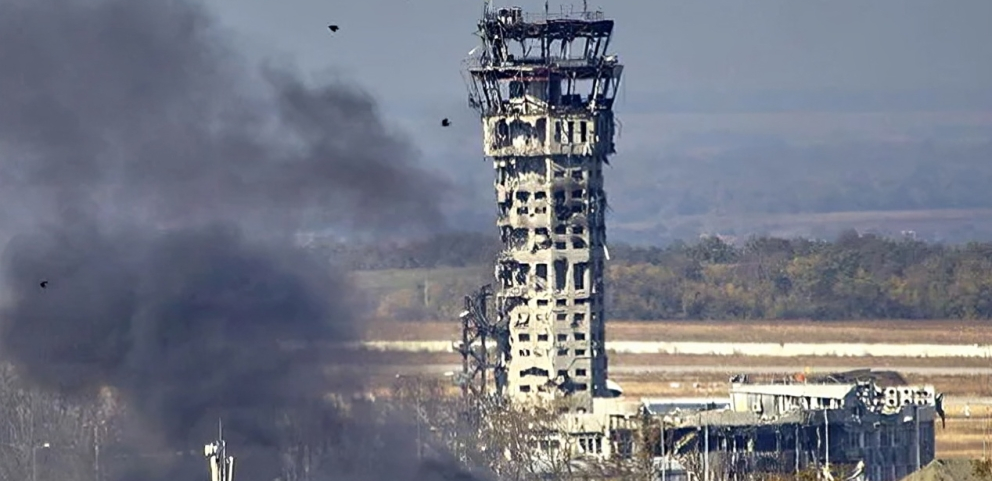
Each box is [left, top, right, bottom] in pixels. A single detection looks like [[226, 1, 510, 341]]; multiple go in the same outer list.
[[572, 238, 587, 249], [571, 170, 584, 180], [520, 367, 550, 378], [576, 369, 587, 377], [580, 121, 588, 143], [575, 349, 587, 356], [520, 385, 532, 393], [518, 333, 531, 342], [494, 119, 510, 148], [537, 299, 549, 306], [572, 189, 584, 199], [555, 120, 563, 143], [508, 228, 528, 248], [575, 333, 586, 341], [573, 226, 585, 234], [535, 191, 547, 200], [555, 241, 567, 249], [574, 262, 588, 290], [519, 349, 532, 357], [538, 334, 549, 342], [535, 118, 547, 144], [567, 121, 575, 143], [557, 348, 568, 356], [515, 191, 531, 202], [509, 81, 525, 99], [574, 313, 586, 323], [557, 334, 567, 342], [557, 369, 568, 378], [556, 299, 567, 307], [554, 259, 568, 291], [575, 383, 588, 391], [554, 224, 567, 235], [556, 313, 567, 321], [536, 263, 548, 281], [515, 264, 531, 287]]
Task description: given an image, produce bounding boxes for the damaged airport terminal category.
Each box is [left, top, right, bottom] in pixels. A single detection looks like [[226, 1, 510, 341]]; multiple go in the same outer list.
[[452, 4, 944, 481]]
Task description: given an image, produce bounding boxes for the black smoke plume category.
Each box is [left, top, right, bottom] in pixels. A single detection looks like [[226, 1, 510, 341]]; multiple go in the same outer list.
[[0, 0, 472, 480]]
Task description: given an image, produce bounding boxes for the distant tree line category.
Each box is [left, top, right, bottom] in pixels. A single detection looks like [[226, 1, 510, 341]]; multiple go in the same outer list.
[[606, 231, 992, 320], [319, 230, 992, 321], [319, 232, 500, 271]]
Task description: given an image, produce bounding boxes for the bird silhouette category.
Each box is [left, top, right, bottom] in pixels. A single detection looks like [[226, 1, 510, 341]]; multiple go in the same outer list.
[[327, 25, 340, 33], [441, 118, 451, 127], [39, 280, 48, 289]]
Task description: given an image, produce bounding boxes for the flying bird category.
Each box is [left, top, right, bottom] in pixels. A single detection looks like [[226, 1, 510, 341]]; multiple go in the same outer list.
[[441, 118, 451, 127], [327, 25, 340, 33], [39, 280, 48, 289]]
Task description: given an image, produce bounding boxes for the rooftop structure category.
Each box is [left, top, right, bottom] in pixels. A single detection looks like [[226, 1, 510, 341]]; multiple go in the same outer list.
[[628, 373, 944, 481], [460, 3, 623, 413]]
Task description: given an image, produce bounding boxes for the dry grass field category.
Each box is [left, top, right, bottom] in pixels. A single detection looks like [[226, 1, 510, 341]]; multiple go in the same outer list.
[[363, 319, 992, 345], [934, 404, 992, 459]]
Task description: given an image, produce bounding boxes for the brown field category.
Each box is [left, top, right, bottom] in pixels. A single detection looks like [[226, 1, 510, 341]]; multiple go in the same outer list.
[[363, 319, 992, 345], [608, 372, 991, 398], [609, 354, 992, 369], [935, 414, 991, 459]]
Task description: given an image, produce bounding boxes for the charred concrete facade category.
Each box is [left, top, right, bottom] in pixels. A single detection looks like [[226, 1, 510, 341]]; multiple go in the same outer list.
[[622, 371, 944, 481], [465, 5, 623, 411]]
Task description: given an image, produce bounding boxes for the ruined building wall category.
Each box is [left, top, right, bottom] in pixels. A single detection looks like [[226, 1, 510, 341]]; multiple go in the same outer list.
[[466, 6, 623, 412]]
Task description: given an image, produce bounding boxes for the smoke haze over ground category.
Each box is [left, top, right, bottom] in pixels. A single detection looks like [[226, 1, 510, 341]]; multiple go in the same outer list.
[[0, 0, 463, 479]]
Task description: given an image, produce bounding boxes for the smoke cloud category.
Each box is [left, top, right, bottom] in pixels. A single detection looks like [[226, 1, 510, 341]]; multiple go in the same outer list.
[[0, 0, 466, 479]]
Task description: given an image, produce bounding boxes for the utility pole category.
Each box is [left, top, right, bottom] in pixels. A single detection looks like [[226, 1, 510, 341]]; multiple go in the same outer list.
[[915, 405, 921, 471], [660, 421, 666, 481], [94, 423, 101, 481], [32, 442, 51, 481], [703, 424, 710, 481], [824, 409, 830, 469]]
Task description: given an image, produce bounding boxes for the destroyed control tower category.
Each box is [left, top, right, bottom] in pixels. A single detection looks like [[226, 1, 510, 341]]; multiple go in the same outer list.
[[465, 4, 623, 412]]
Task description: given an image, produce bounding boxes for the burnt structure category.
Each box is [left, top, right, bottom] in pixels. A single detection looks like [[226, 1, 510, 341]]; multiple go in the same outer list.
[[463, 4, 623, 412], [626, 372, 944, 481]]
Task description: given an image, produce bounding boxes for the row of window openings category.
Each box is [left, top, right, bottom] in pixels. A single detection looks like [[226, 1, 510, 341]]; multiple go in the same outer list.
[[535, 297, 599, 307], [518, 332, 586, 342], [555, 120, 589, 145], [556, 168, 602, 180], [519, 383, 588, 393], [515, 189, 591, 203], [516, 204, 585, 216], [495, 167, 601, 185], [517, 368, 588, 378], [518, 347, 589, 357], [516, 310, 599, 324], [515, 225, 605, 240], [525, 262, 601, 292]]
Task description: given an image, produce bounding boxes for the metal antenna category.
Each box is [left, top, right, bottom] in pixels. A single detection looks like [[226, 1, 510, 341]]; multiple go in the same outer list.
[[205, 418, 236, 481]]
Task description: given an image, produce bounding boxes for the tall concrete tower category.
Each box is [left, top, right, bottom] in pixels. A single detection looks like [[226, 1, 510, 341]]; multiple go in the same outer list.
[[465, 4, 623, 412]]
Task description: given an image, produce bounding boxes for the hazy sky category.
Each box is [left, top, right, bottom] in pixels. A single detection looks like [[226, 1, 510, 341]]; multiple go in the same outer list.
[[206, 0, 992, 111]]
